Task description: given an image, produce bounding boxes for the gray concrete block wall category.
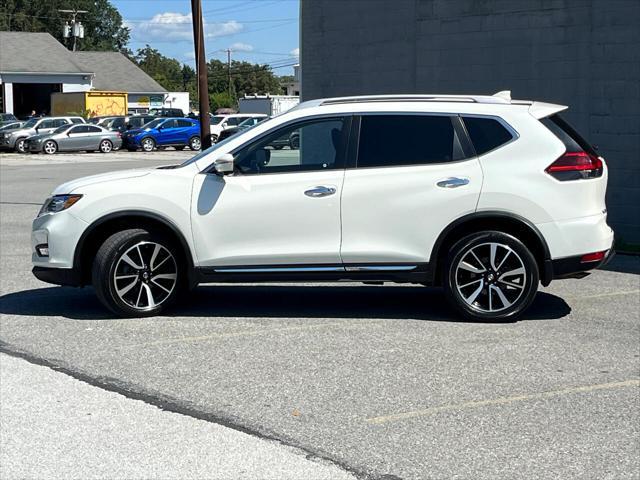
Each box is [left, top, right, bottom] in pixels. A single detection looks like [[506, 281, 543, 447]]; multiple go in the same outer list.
[[301, 0, 640, 244]]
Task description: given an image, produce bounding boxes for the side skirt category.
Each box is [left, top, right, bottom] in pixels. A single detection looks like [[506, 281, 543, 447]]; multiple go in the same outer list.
[[196, 263, 430, 284]]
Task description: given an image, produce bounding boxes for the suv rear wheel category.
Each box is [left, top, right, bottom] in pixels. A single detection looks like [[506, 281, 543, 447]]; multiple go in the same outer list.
[[443, 231, 539, 322], [92, 229, 183, 317]]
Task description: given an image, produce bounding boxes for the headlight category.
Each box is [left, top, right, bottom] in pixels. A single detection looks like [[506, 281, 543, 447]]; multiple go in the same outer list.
[[38, 194, 83, 217]]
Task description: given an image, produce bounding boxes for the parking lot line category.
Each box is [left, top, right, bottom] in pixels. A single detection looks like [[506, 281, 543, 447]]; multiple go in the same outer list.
[[121, 321, 382, 348], [365, 379, 640, 425]]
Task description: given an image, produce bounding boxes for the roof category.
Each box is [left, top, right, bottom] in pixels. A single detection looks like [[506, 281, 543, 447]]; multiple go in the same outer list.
[[74, 51, 167, 93], [0, 31, 90, 75], [295, 91, 567, 116]]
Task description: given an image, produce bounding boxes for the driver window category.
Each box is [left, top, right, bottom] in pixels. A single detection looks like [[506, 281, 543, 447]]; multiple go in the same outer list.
[[234, 117, 347, 174]]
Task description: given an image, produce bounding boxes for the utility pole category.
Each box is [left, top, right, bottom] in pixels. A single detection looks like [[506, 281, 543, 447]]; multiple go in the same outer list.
[[59, 9, 87, 51], [226, 48, 232, 98], [191, 0, 212, 150]]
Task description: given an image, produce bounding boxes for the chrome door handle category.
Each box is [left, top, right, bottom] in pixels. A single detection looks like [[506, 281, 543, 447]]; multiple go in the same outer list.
[[436, 177, 470, 188], [304, 186, 337, 197]]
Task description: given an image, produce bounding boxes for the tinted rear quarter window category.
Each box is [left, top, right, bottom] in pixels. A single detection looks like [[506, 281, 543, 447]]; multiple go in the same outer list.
[[462, 116, 514, 155], [357, 115, 464, 168], [540, 114, 596, 155]]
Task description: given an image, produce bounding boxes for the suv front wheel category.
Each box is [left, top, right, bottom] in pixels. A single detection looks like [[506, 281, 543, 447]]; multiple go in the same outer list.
[[443, 231, 539, 322], [92, 229, 182, 317]]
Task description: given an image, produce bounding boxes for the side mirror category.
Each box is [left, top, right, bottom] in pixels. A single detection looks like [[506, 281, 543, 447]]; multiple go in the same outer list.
[[213, 153, 234, 175]]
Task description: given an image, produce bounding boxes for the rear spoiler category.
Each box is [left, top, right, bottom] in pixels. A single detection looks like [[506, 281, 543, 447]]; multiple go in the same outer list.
[[528, 101, 568, 119]]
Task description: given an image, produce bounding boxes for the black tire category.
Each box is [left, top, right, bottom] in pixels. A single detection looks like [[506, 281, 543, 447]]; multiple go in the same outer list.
[[289, 135, 299, 150], [442, 231, 539, 322], [92, 229, 184, 317], [210, 134, 218, 143], [188, 136, 201, 151], [141, 137, 155, 152], [15, 137, 27, 153]]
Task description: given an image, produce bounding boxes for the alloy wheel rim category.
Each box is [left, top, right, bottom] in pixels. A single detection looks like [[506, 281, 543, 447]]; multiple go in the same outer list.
[[113, 241, 177, 311], [455, 242, 527, 313], [191, 138, 201, 149], [17, 140, 26, 152], [44, 141, 56, 154], [101, 140, 111, 152], [142, 139, 154, 151]]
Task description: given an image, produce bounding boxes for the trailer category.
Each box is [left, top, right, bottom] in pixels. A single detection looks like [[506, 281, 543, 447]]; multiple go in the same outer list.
[[238, 95, 299, 117], [51, 91, 128, 118]]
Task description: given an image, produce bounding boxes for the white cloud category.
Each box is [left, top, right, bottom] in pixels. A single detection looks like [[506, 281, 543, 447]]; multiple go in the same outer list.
[[130, 12, 243, 42], [229, 42, 253, 52], [290, 47, 299, 57]]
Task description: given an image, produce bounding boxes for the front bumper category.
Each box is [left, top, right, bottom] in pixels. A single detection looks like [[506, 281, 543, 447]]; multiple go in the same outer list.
[[0, 136, 17, 149], [32, 266, 82, 287], [31, 210, 88, 269]]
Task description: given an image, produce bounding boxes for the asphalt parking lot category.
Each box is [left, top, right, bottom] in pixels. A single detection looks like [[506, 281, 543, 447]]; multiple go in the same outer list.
[[1, 150, 639, 479]]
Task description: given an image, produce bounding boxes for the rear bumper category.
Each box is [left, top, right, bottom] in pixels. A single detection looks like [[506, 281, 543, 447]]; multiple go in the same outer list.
[[550, 247, 615, 280]]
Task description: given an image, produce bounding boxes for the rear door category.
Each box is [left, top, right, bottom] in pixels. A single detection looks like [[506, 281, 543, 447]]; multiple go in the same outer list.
[[175, 119, 195, 143], [157, 119, 178, 145], [340, 114, 483, 267]]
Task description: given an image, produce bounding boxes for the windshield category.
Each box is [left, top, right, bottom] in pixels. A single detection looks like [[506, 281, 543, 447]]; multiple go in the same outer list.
[[238, 117, 262, 127], [210, 116, 225, 125], [23, 119, 39, 128], [53, 125, 72, 134], [143, 118, 165, 129]]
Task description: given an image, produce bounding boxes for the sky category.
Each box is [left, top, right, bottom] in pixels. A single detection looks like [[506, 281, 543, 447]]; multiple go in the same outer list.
[[112, 0, 299, 75]]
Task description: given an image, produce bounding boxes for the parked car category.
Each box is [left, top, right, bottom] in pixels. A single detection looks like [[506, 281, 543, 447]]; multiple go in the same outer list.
[[148, 108, 184, 118], [99, 115, 157, 133], [121, 117, 200, 152], [31, 92, 614, 319], [0, 116, 85, 153], [26, 124, 121, 154], [216, 115, 270, 142], [0, 113, 18, 127], [0, 121, 25, 132], [209, 113, 268, 142]]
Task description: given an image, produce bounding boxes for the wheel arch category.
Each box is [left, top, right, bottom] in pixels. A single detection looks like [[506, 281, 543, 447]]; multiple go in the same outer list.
[[427, 211, 552, 287], [74, 210, 197, 289]]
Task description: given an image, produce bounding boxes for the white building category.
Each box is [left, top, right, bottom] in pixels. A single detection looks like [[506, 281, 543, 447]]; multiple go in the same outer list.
[[283, 64, 300, 96], [1, 31, 189, 117]]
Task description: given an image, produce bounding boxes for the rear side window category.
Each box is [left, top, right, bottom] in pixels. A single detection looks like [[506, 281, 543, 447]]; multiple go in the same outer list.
[[357, 115, 465, 168], [70, 117, 84, 124], [540, 114, 596, 155], [176, 119, 193, 127], [462, 116, 514, 155], [86, 126, 102, 133]]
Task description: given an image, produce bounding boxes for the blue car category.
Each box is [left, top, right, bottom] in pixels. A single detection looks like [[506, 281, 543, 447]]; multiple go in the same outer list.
[[122, 117, 201, 152]]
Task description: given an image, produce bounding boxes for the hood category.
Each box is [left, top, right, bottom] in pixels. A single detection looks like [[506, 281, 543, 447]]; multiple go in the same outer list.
[[52, 168, 153, 195], [5, 127, 34, 137]]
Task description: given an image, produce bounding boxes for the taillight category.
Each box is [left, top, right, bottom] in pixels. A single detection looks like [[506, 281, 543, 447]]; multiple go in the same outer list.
[[546, 151, 603, 181]]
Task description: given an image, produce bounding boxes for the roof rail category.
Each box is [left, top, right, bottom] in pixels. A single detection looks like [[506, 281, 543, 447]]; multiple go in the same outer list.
[[319, 93, 512, 106]]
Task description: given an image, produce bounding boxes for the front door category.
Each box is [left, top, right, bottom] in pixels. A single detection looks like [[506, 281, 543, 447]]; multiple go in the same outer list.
[[191, 116, 350, 268], [340, 114, 483, 266]]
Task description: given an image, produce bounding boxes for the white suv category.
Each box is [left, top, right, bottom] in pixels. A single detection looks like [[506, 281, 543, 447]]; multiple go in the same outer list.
[[32, 92, 614, 320], [209, 113, 268, 141]]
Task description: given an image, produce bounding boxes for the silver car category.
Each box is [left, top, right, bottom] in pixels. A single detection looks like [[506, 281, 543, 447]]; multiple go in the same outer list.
[[0, 116, 85, 153], [26, 124, 122, 154]]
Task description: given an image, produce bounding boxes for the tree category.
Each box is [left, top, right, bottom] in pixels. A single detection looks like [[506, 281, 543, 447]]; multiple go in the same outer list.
[[134, 46, 184, 92], [0, 0, 129, 52]]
